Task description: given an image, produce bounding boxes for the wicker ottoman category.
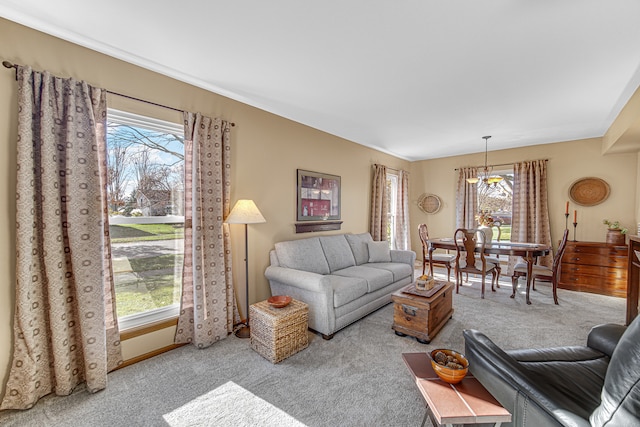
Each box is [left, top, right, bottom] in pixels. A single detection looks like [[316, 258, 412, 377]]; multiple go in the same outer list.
[[249, 298, 309, 363]]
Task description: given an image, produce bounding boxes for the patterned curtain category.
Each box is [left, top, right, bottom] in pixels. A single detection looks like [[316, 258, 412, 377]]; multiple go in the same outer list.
[[509, 160, 552, 272], [174, 112, 238, 348], [1, 67, 122, 410], [370, 164, 388, 241], [455, 167, 479, 229], [393, 170, 411, 250]]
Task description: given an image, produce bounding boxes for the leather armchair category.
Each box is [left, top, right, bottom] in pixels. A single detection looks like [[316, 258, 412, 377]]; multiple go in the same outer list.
[[463, 315, 640, 427]]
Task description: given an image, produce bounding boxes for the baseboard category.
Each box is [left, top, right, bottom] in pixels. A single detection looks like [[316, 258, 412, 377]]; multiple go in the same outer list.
[[116, 343, 186, 370]]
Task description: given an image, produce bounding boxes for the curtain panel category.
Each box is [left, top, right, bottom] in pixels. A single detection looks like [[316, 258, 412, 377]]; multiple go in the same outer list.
[[370, 164, 388, 241], [509, 160, 552, 272], [455, 167, 478, 229], [393, 170, 411, 250], [1, 67, 122, 410], [174, 112, 238, 348]]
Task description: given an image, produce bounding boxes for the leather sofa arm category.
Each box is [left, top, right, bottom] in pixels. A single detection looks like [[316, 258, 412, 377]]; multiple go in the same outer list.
[[586, 323, 626, 358], [463, 329, 592, 427]]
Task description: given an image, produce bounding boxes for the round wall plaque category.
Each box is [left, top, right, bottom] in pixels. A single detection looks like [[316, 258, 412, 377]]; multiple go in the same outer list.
[[569, 177, 610, 206], [418, 193, 442, 214]]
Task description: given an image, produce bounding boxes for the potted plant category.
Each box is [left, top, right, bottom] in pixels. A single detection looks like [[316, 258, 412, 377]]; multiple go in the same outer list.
[[603, 219, 627, 245]]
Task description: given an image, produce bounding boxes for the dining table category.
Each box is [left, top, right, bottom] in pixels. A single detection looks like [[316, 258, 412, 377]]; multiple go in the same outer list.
[[428, 238, 551, 305]]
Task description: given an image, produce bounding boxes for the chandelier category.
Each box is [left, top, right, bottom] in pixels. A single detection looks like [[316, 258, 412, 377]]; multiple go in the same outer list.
[[466, 136, 504, 186]]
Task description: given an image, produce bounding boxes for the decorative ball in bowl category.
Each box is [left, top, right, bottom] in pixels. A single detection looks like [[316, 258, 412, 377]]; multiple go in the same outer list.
[[267, 295, 292, 308], [430, 349, 469, 384]]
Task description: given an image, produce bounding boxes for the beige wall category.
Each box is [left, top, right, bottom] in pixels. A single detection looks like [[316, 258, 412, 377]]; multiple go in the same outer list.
[[0, 18, 409, 391], [1, 17, 640, 399], [409, 138, 638, 256]]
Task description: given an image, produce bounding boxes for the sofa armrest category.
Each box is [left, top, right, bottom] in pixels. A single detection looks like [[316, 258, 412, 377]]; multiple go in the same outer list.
[[390, 249, 416, 266], [463, 329, 592, 427], [264, 266, 331, 294], [587, 323, 626, 358]]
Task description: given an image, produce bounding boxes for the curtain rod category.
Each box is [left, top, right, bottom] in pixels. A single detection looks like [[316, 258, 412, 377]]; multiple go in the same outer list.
[[3, 60, 235, 126], [454, 159, 548, 171], [374, 163, 409, 174]]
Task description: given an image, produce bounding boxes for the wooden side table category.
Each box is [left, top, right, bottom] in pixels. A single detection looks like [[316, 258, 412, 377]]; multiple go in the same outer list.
[[402, 353, 511, 427], [249, 298, 309, 363]]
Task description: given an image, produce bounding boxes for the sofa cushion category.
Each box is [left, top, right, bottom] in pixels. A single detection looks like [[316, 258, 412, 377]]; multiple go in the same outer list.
[[367, 241, 391, 262], [325, 274, 368, 307], [364, 262, 412, 282], [333, 266, 394, 293], [345, 232, 373, 265], [590, 315, 640, 426], [274, 237, 330, 275], [319, 235, 356, 272]]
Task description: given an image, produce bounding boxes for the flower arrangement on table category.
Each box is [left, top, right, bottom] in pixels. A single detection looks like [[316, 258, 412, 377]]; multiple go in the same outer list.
[[476, 211, 496, 227]]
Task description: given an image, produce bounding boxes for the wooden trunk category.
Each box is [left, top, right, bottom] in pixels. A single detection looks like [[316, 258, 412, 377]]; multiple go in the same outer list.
[[392, 281, 453, 343]]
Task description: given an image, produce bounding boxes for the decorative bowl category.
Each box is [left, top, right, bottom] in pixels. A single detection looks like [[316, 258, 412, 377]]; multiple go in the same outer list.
[[267, 295, 292, 308], [429, 349, 469, 384]]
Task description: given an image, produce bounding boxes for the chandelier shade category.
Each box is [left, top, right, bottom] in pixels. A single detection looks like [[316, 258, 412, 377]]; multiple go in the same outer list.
[[466, 136, 504, 186]]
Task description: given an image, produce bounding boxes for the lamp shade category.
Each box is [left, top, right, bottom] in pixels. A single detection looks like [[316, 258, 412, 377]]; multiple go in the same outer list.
[[225, 199, 266, 224]]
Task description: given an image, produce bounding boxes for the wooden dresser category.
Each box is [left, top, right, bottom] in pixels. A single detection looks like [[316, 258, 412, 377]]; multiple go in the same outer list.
[[559, 241, 628, 298]]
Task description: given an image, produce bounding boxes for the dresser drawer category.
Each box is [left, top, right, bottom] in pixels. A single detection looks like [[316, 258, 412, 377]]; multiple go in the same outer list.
[[564, 243, 627, 257], [562, 253, 627, 268], [559, 276, 627, 298], [561, 264, 628, 280]]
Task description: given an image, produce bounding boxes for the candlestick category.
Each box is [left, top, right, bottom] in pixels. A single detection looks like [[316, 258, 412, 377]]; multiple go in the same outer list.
[[565, 212, 569, 230], [573, 222, 578, 241]]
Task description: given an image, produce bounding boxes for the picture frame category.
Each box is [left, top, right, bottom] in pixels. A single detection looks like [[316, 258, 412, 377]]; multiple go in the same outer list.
[[297, 169, 341, 222]]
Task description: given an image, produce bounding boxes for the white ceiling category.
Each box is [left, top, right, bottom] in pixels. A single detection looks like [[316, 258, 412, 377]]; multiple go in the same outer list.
[[2, 1, 640, 161]]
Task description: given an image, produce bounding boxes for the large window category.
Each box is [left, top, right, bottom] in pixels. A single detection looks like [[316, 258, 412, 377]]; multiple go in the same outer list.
[[478, 170, 513, 241], [386, 173, 399, 248], [107, 110, 185, 329]]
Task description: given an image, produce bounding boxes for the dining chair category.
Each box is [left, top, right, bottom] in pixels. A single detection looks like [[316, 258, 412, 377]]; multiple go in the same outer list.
[[510, 229, 569, 305], [418, 224, 455, 281], [453, 228, 498, 299], [475, 227, 502, 285]]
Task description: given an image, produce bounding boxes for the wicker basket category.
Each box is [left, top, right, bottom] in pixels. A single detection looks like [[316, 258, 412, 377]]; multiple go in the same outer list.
[[249, 298, 309, 363]]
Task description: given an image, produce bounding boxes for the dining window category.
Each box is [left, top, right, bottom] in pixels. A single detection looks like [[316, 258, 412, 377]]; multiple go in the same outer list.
[[478, 170, 513, 241]]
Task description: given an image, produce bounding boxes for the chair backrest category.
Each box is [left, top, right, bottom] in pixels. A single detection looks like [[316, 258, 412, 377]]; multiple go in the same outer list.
[[418, 223, 429, 251], [551, 229, 569, 284], [454, 228, 488, 271]]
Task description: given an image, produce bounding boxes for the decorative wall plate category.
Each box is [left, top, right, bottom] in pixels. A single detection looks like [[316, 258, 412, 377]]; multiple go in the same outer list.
[[418, 193, 442, 214], [569, 177, 610, 206]]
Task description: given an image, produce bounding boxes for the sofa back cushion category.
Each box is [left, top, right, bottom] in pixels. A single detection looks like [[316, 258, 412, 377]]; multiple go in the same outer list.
[[274, 237, 330, 275], [345, 232, 374, 265], [367, 241, 391, 262], [590, 315, 640, 426], [319, 235, 356, 272]]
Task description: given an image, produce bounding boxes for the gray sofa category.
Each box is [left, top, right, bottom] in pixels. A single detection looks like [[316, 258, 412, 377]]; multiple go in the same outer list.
[[264, 232, 416, 339]]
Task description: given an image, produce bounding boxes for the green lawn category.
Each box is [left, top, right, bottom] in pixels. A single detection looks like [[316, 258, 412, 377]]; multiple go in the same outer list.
[[111, 222, 184, 317], [110, 223, 184, 243]]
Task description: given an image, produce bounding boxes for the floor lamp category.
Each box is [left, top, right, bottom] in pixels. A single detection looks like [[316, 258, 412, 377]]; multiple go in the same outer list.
[[225, 200, 266, 338]]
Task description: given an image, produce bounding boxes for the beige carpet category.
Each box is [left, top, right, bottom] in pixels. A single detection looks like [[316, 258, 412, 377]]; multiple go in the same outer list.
[[0, 269, 627, 426]]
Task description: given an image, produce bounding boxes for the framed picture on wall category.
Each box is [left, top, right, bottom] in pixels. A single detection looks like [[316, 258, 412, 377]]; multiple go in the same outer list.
[[297, 169, 341, 222]]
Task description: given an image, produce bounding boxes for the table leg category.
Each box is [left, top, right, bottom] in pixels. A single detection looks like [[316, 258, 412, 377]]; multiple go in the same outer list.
[[428, 246, 435, 278], [524, 255, 534, 305], [421, 404, 437, 427]]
